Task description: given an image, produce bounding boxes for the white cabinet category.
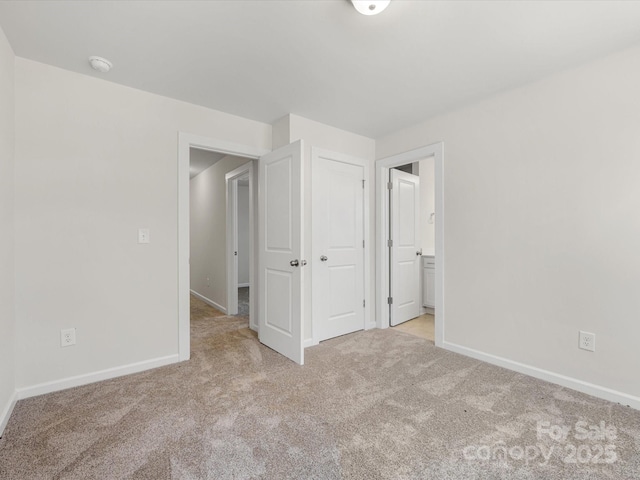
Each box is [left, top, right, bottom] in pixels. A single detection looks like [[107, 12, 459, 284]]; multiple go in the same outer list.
[[422, 255, 435, 308]]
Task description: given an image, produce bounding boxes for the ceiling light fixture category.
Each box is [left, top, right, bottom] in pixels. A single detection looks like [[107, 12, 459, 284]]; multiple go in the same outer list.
[[88, 56, 113, 73], [351, 0, 390, 16]]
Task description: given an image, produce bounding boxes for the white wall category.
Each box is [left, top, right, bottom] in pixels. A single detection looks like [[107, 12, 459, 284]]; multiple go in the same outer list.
[[286, 114, 376, 343], [14, 58, 271, 391], [376, 45, 640, 401], [190, 155, 249, 308], [0, 25, 15, 435], [237, 184, 250, 286], [418, 157, 435, 255]]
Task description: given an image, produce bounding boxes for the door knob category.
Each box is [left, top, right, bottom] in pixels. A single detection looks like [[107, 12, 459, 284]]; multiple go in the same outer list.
[[416, 250, 422, 256], [320, 255, 328, 262], [290, 259, 299, 267]]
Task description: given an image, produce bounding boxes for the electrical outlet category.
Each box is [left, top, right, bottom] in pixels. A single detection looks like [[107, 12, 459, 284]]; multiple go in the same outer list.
[[579, 331, 595, 352], [61, 328, 76, 347]]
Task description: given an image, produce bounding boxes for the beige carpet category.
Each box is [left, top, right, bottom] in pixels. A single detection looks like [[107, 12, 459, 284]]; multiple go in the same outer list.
[[1, 297, 639, 479]]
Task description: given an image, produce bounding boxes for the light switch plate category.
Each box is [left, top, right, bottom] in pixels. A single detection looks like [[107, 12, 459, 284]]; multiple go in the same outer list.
[[138, 228, 150, 244]]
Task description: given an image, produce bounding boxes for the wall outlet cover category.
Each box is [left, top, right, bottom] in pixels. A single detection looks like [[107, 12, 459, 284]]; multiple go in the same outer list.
[[579, 330, 595, 352], [61, 328, 76, 347]]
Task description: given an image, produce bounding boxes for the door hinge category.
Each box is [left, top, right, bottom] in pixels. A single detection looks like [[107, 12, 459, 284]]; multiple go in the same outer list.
[[387, 181, 393, 190], [363, 299, 365, 308], [387, 239, 393, 247], [362, 239, 365, 248], [387, 297, 393, 305], [362, 179, 365, 189]]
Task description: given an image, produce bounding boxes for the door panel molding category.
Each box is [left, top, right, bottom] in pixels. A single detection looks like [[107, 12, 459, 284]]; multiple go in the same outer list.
[[258, 140, 304, 365], [390, 169, 420, 326], [312, 147, 370, 344]]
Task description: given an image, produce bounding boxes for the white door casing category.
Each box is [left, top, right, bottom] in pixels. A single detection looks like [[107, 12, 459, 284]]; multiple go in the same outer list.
[[258, 140, 305, 365], [312, 149, 365, 342], [390, 169, 421, 326], [225, 162, 253, 319]]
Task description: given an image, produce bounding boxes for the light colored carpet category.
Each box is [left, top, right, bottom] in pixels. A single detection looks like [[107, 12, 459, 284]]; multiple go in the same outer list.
[[190, 294, 225, 320], [1, 297, 639, 479], [237, 287, 249, 317]]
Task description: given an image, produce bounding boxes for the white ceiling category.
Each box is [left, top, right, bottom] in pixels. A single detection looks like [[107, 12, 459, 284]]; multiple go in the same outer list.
[[2, 1, 640, 138], [189, 148, 225, 179]]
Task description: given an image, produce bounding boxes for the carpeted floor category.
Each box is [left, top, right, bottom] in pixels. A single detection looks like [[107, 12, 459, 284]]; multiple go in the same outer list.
[[1, 296, 639, 479], [237, 287, 249, 317]]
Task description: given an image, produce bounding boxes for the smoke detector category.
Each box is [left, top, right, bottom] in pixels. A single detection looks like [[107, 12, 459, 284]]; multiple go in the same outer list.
[[88, 56, 113, 73]]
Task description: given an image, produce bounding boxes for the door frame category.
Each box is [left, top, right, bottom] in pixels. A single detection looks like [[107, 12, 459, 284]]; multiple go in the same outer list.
[[375, 142, 445, 347], [225, 162, 254, 327], [311, 147, 371, 345], [178, 132, 269, 361]]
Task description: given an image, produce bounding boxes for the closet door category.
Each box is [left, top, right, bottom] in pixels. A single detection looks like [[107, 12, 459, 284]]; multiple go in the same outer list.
[[312, 148, 365, 342]]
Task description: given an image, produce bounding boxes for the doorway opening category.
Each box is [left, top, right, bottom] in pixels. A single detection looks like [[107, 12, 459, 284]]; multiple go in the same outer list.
[[225, 163, 254, 328], [178, 133, 268, 361], [388, 160, 434, 341], [375, 142, 444, 347], [189, 149, 256, 326]]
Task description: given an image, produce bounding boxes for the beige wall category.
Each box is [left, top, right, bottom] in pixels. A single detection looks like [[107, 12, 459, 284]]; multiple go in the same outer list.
[[14, 58, 271, 389], [376, 45, 640, 400], [0, 26, 15, 433], [190, 156, 249, 309], [419, 157, 435, 255]]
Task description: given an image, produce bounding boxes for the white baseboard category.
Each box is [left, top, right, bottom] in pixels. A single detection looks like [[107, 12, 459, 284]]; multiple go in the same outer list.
[[190, 289, 227, 314], [237, 283, 250, 288], [442, 341, 640, 411], [16, 354, 180, 401], [0, 390, 18, 437]]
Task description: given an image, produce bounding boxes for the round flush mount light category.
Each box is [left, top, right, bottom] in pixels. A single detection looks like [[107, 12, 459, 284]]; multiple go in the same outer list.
[[88, 56, 113, 73], [351, 0, 390, 15]]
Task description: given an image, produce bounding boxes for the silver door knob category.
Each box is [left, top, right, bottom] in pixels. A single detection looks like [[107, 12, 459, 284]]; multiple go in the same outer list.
[[416, 250, 422, 256], [320, 255, 328, 262], [290, 259, 299, 267]]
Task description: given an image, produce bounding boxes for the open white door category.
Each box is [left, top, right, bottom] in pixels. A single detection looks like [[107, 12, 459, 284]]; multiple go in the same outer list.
[[390, 168, 421, 326], [258, 140, 304, 364], [312, 150, 365, 342]]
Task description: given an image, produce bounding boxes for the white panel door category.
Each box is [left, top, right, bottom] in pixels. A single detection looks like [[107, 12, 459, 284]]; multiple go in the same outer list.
[[390, 169, 421, 326], [313, 152, 365, 341], [258, 140, 304, 365]]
